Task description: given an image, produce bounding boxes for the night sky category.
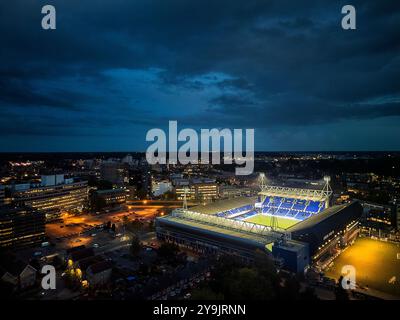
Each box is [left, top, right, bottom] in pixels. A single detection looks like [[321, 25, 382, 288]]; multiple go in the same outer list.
[[0, 0, 399, 152]]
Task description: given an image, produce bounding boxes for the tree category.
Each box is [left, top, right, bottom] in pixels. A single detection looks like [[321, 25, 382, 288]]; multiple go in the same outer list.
[[279, 275, 301, 299], [122, 215, 130, 226], [157, 242, 179, 261], [105, 221, 111, 230], [136, 188, 148, 200], [130, 235, 141, 256], [253, 249, 277, 277], [203, 255, 276, 300], [223, 267, 275, 300], [129, 219, 143, 231], [162, 191, 176, 200]]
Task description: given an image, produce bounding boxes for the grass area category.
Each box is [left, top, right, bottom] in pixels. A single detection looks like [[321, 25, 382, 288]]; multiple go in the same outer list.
[[245, 214, 299, 230], [325, 237, 400, 296]]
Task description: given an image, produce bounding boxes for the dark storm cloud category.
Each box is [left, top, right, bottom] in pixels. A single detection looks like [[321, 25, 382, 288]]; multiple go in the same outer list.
[[203, 94, 400, 127], [0, 76, 101, 111], [0, 0, 399, 150]]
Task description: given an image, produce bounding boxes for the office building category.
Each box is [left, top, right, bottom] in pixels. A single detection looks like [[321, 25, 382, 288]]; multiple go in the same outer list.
[[12, 175, 88, 221], [100, 162, 129, 185], [0, 205, 46, 249], [0, 186, 4, 206], [361, 201, 397, 231], [92, 188, 127, 209], [175, 178, 218, 203]]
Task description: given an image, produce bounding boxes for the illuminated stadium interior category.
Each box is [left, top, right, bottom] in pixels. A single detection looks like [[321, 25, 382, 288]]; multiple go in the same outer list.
[[205, 181, 333, 231]]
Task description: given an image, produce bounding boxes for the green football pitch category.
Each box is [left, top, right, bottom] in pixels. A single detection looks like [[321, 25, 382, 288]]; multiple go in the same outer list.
[[245, 214, 300, 230], [325, 237, 400, 296]]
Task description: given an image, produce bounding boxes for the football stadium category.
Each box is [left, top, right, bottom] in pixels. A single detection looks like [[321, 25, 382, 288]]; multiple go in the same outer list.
[[156, 176, 363, 273]]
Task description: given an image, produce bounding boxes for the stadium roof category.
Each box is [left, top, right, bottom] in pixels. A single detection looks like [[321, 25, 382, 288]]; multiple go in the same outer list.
[[259, 185, 330, 201], [189, 196, 257, 215], [158, 213, 276, 247], [286, 202, 355, 233], [161, 208, 288, 242]]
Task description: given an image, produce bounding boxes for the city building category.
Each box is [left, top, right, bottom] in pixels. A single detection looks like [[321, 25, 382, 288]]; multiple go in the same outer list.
[[175, 178, 218, 203], [100, 162, 129, 185], [86, 261, 113, 286], [66, 246, 95, 266], [152, 180, 173, 197], [0, 262, 37, 290], [121, 154, 134, 165], [65, 246, 112, 287], [360, 201, 397, 233], [41, 174, 66, 187], [0, 205, 46, 249], [219, 185, 254, 199], [397, 205, 400, 231], [0, 186, 4, 206], [12, 175, 88, 221], [125, 185, 137, 200], [272, 240, 309, 274], [92, 188, 127, 209]]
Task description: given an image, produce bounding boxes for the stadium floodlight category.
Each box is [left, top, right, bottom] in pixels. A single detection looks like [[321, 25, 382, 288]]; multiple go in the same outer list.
[[323, 176, 331, 183], [259, 172, 267, 190], [322, 176, 333, 205], [183, 187, 189, 210]]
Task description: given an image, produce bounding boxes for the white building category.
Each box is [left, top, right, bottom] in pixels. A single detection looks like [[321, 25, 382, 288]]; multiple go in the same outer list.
[[152, 180, 173, 197]]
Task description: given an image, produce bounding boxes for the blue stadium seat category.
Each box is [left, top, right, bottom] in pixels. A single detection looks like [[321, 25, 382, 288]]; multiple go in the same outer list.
[[306, 200, 321, 213], [293, 199, 306, 211], [258, 195, 325, 221], [277, 208, 289, 215], [280, 198, 294, 209], [271, 196, 283, 206], [262, 196, 271, 206]]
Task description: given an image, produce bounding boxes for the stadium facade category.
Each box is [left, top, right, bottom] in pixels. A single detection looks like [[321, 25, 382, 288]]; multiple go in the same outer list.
[[156, 180, 363, 273]]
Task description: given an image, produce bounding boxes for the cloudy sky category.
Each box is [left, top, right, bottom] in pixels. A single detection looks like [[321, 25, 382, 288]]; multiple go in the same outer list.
[[0, 0, 399, 151]]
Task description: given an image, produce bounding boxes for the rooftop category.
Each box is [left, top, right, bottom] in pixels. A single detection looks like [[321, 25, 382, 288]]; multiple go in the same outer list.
[[69, 247, 95, 262], [158, 212, 278, 246], [88, 261, 112, 274], [286, 202, 360, 233], [96, 188, 126, 195], [189, 196, 256, 215]]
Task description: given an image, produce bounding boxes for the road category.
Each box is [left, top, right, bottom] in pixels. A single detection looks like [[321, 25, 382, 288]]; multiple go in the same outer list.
[[127, 199, 197, 206], [43, 202, 173, 253], [46, 203, 179, 241]]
